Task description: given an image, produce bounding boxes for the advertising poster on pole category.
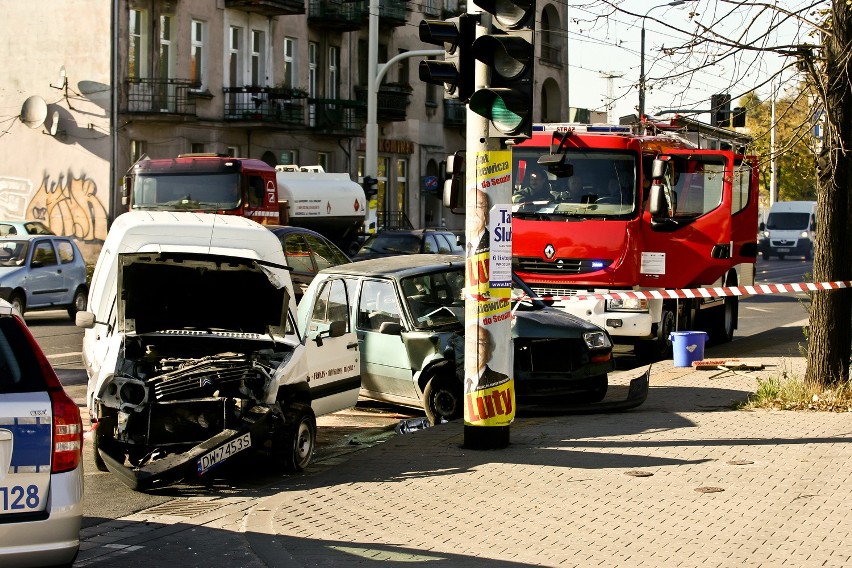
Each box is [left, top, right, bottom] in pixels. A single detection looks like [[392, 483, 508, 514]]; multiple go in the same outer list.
[[463, 150, 515, 427]]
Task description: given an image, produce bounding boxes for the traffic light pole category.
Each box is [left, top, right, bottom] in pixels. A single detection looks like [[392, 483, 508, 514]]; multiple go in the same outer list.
[[463, 10, 512, 450]]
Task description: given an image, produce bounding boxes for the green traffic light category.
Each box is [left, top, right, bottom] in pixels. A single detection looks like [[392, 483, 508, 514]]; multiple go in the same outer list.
[[490, 97, 523, 133]]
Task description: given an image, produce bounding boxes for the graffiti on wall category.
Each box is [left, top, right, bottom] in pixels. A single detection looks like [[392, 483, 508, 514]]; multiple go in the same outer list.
[[0, 172, 108, 243]]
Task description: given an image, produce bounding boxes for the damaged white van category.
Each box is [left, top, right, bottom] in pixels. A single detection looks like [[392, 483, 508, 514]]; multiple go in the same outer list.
[[77, 211, 360, 490]]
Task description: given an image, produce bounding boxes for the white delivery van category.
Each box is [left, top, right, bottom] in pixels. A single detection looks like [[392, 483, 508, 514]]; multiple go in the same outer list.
[[760, 201, 817, 260], [76, 211, 360, 490]]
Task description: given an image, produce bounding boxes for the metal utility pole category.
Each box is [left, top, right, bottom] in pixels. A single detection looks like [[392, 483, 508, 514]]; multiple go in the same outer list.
[[599, 71, 623, 123], [639, 1, 687, 121]]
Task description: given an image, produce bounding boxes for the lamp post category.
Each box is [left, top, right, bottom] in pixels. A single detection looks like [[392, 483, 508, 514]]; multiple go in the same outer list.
[[638, 0, 686, 122]]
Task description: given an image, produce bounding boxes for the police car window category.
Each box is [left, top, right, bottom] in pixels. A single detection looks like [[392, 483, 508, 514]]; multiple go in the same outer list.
[[0, 317, 45, 393]]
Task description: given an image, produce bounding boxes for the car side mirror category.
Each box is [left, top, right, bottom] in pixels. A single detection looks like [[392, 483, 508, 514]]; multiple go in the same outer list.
[[378, 321, 402, 335], [76, 311, 111, 333]]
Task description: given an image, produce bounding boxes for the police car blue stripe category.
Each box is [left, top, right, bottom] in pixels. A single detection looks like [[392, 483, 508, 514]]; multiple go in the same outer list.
[[5, 418, 51, 472]]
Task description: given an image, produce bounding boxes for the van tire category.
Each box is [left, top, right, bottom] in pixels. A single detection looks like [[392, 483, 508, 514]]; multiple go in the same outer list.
[[276, 403, 316, 472], [805, 247, 812, 261], [424, 375, 462, 425], [762, 251, 770, 261]]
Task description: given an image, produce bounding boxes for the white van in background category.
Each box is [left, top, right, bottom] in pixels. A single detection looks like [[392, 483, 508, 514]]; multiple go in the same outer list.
[[760, 201, 817, 260]]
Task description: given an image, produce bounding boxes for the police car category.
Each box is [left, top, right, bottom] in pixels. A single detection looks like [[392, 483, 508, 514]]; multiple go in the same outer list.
[[0, 299, 84, 567]]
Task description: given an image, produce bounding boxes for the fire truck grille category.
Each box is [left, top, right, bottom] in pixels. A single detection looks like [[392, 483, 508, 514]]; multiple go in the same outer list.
[[513, 257, 612, 275]]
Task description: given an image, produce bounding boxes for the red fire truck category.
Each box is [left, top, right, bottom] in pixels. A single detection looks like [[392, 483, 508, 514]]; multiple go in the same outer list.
[[509, 118, 759, 359]]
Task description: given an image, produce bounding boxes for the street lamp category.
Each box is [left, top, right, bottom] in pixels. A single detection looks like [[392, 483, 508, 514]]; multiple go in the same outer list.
[[638, 0, 687, 122]]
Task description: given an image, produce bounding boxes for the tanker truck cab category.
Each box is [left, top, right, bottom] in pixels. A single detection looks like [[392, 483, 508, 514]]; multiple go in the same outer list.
[[760, 201, 816, 260], [76, 211, 360, 490]]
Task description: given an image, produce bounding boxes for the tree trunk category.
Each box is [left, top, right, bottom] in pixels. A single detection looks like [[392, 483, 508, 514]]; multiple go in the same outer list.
[[806, 2, 852, 386]]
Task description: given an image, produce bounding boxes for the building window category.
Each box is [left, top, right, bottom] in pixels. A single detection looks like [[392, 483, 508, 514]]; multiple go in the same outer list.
[[283, 38, 296, 88], [130, 140, 147, 164], [229, 26, 243, 88], [328, 46, 339, 99], [190, 143, 205, 153], [398, 49, 409, 85], [226, 146, 239, 158], [129, 9, 149, 79], [396, 159, 408, 212], [317, 152, 329, 171], [191, 20, 206, 89], [308, 42, 317, 97], [358, 40, 368, 86], [159, 15, 174, 80], [251, 30, 265, 86], [280, 150, 299, 166]]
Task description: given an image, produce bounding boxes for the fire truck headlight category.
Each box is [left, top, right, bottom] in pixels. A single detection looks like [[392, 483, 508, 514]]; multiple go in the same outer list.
[[583, 331, 612, 350], [606, 298, 649, 312]]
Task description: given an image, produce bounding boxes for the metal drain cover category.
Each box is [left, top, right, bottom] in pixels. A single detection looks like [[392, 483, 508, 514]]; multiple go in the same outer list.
[[695, 486, 724, 493], [624, 470, 654, 477]]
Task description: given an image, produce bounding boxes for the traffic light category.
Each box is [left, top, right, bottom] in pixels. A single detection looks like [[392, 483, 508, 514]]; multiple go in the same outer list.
[[443, 151, 465, 212], [419, 15, 476, 101], [711, 93, 732, 127], [362, 176, 378, 198], [469, 0, 536, 140], [731, 106, 746, 128]]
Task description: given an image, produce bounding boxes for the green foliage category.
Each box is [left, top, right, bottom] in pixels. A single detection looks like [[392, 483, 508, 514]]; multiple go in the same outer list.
[[738, 370, 852, 412], [740, 86, 819, 205]]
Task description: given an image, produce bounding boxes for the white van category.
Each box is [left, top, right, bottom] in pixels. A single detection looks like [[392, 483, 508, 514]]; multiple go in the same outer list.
[[76, 211, 360, 490], [760, 201, 816, 260]]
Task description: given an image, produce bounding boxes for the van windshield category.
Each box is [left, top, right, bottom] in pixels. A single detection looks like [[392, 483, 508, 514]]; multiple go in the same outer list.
[[132, 172, 242, 211], [766, 212, 810, 230]]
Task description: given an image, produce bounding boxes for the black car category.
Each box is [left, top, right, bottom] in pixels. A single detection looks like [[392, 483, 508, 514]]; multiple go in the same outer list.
[[267, 226, 351, 299], [353, 229, 464, 260]]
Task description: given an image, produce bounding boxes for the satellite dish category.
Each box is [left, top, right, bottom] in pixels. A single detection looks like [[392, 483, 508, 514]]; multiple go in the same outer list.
[[20, 95, 48, 129], [48, 111, 59, 136], [52, 65, 67, 89]]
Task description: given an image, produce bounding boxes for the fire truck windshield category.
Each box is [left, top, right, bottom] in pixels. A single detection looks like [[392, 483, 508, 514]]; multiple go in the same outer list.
[[131, 172, 242, 212], [510, 149, 638, 220]]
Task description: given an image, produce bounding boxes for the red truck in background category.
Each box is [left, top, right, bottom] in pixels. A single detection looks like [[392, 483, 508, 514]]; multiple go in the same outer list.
[[509, 119, 759, 359], [123, 154, 370, 255]]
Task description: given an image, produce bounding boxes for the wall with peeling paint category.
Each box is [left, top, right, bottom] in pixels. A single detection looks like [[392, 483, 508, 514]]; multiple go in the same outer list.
[[0, 0, 112, 264]]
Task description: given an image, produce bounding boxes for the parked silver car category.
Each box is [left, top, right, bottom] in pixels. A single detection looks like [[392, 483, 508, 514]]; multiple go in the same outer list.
[[0, 299, 84, 567], [297, 254, 621, 424]]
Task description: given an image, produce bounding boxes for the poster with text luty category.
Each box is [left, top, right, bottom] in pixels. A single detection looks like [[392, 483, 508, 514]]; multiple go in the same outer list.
[[463, 150, 515, 427]]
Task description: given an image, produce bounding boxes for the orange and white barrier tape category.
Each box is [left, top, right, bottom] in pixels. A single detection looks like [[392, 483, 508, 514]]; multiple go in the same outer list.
[[468, 281, 852, 305]]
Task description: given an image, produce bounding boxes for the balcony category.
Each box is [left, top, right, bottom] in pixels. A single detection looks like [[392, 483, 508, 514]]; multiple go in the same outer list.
[[125, 78, 197, 116], [223, 86, 307, 126], [308, 98, 366, 134], [225, 0, 305, 16], [308, 0, 366, 31], [357, 0, 407, 27], [354, 83, 412, 122], [444, 99, 465, 128]]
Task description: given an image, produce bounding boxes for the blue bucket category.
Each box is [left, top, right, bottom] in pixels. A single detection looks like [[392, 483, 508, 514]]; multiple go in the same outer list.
[[669, 331, 708, 367]]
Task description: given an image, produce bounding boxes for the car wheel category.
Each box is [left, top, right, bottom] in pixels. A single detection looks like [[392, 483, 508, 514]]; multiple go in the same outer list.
[[9, 293, 24, 316], [423, 375, 462, 425], [67, 286, 88, 319], [276, 402, 316, 472], [575, 375, 608, 403]]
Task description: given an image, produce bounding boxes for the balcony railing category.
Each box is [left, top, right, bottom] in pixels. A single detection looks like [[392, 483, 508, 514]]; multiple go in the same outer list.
[[354, 83, 412, 122], [225, 0, 305, 16], [308, 98, 366, 133], [126, 78, 197, 115], [444, 99, 466, 128], [224, 86, 308, 124], [308, 0, 366, 30], [356, 0, 407, 27], [540, 40, 563, 66]]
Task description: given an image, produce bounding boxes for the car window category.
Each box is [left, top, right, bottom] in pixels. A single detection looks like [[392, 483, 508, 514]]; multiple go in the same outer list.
[[357, 280, 401, 331], [282, 234, 315, 274], [0, 224, 16, 236], [308, 278, 350, 335], [0, 240, 27, 266], [56, 240, 76, 264], [424, 234, 440, 253], [0, 317, 45, 393], [304, 234, 347, 271], [435, 234, 453, 253], [31, 241, 58, 266], [23, 222, 53, 235]]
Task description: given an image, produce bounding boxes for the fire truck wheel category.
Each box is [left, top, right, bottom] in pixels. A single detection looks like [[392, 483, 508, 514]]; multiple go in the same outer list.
[[424, 375, 462, 425], [635, 309, 674, 362], [709, 297, 736, 344], [276, 403, 317, 472]]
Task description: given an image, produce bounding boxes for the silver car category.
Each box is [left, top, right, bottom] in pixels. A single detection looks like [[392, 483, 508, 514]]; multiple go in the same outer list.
[[0, 299, 84, 567]]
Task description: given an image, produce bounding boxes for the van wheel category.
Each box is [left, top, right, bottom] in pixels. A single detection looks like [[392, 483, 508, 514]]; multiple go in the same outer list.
[[9, 293, 24, 315], [778, 253, 786, 260], [276, 403, 316, 472], [424, 375, 462, 425], [93, 413, 117, 472], [762, 251, 770, 261], [805, 247, 812, 261], [68, 287, 88, 319]]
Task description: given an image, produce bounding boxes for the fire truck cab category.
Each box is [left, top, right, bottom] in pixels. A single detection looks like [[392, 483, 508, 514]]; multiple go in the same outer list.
[[508, 119, 759, 359]]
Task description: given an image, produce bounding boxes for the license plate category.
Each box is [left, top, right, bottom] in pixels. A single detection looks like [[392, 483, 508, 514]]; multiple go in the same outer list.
[[776, 248, 790, 253], [197, 433, 251, 475]]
